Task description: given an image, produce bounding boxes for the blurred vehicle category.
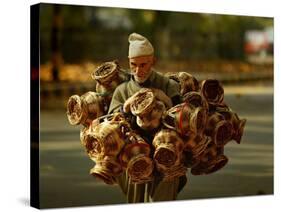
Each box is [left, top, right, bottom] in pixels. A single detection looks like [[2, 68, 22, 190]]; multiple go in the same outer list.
[[244, 26, 273, 64]]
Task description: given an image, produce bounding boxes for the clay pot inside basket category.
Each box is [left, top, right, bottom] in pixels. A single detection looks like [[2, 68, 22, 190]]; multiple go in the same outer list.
[[136, 101, 165, 130], [127, 154, 154, 183], [200, 79, 224, 105], [183, 91, 208, 109], [205, 112, 233, 146], [130, 89, 156, 116], [205, 155, 228, 174], [191, 154, 228, 175], [152, 130, 184, 171], [191, 139, 228, 175], [119, 133, 151, 167], [163, 103, 207, 136], [168, 72, 199, 96], [118, 133, 153, 183], [183, 134, 211, 167], [90, 156, 122, 185], [232, 117, 247, 144], [67, 95, 85, 125], [66, 92, 105, 126], [82, 133, 103, 160], [216, 108, 247, 144], [87, 118, 128, 158], [92, 61, 120, 85]]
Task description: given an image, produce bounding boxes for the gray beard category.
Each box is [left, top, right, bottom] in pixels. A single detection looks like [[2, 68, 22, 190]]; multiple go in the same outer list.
[[134, 76, 148, 83], [133, 70, 152, 83]]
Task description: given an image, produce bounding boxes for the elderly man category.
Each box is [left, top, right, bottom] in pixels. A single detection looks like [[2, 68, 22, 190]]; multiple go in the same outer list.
[[108, 33, 181, 114], [108, 33, 187, 203]]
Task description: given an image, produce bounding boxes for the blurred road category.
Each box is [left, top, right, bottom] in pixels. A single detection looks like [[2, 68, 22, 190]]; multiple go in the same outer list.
[[39, 84, 273, 208]]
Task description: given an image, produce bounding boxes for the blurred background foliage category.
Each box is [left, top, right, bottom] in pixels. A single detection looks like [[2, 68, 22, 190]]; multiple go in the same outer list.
[[38, 3, 273, 82]]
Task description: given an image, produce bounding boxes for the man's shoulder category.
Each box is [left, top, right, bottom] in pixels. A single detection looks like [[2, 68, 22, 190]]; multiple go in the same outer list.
[[114, 81, 129, 92], [153, 70, 177, 85], [153, 70, 166, 78]]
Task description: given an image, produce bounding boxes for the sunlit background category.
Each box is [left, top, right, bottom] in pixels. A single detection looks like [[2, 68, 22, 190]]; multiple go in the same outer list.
[[36, 3, 273, 208]]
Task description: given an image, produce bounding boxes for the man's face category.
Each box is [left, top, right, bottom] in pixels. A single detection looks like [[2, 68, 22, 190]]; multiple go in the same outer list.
[[129, 55, 155, 83]]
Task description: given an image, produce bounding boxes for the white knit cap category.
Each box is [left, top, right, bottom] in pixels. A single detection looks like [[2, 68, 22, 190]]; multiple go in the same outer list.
[[128, 33, 154, 58]]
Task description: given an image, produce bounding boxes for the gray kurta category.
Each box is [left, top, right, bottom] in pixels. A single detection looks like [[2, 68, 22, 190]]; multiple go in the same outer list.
[[108, 69, 180, 114], [108, 69, 187, 202]]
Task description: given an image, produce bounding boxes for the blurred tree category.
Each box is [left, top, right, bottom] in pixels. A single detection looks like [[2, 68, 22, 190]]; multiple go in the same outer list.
[[152, 11, 171, 59], [51, 4, 63, 81], [39, 4, 273, 64], [60, 5, 95, 63], [215, 15, 271, 59]]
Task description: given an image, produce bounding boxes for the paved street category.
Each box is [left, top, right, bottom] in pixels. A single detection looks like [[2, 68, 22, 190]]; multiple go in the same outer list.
[[39, 84, 273, 208]]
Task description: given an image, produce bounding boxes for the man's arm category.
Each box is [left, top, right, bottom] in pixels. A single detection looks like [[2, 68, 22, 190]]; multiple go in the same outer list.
[[107, 85, 126, 114], [152, 71, 181, 107]]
